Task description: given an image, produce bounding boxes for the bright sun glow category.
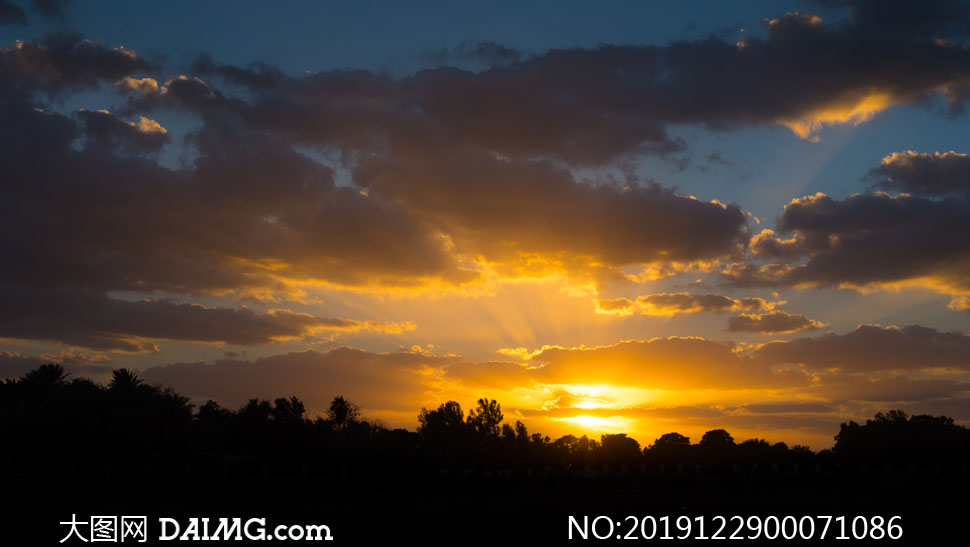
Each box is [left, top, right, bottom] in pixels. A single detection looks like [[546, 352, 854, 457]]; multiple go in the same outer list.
[[564, 416, 614, 427], [556, 415, 628, 431]]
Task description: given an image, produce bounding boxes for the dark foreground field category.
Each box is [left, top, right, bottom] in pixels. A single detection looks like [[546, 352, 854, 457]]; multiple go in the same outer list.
[[3, 466, 967, 545]]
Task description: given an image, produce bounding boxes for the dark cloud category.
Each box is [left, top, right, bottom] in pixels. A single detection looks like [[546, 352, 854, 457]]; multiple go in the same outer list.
[[700, 150, 733, 173], [0, 0, 26, 25], [713, 412, 839, 434], [77, 109, 169, 154], [0, 32, 152, 94], [727, 310, 827, 334], [140, 347, 450, 414], [811, 372, 970, 402], [754, 324, 970, 372], [0, 34, 749, 309], [894, 397, 970, 421], [705, 151, 733, 167], [424, 40, 525, 69], [0, 285, 411, 352], [0, 34, 476, 348], [741, 190, 970, 294], [0, 105, 472, 296], [207, 2, 970, 165], [738, 150, 970, 298], [741, 402, 835, 414], [822, 0, 970, 40], [142, 1, 970, 288], [0, 350, 112, 381], [30, 0, 70, 21], [453, 40, 523, 66], [190, 53, 285, 91], [865, 150, 970, 196], [353, 153, 749, 269]]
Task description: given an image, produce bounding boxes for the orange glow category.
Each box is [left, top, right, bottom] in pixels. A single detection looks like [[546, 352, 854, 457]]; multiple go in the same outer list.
[[553, 415, 633, 433], [779, 92, 895, 141]]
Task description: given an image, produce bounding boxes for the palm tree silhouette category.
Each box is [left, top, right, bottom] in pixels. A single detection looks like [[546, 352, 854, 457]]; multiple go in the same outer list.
[[22, 363, 68, 387], [109, 368, 143, 390]]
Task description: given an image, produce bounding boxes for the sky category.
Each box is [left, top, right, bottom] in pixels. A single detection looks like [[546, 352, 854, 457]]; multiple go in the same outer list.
[[1, 0, 970, 449]]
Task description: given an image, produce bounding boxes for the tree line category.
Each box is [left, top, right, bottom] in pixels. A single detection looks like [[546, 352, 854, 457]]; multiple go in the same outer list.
[[2, 364, 968, 478]]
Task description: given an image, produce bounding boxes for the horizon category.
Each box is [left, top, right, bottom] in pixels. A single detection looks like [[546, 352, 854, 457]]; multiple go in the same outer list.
[[11, 361, 968, 459], [2, 0, 970, 453]]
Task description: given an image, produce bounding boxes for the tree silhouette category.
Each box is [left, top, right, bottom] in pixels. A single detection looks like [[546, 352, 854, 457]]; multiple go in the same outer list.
[[699, 429, 735, 448], [327, 395, 359, 431], [418, 401, 465, 433], [501, 423, 516, 441], [834, 409, 969, 463], [22, 363, 68, 387], [653, 432, 690, 447], [599, 433, 641, 462], [273, 396, 307, 425], [466, 397, 503, 438], [553, 434, 582, 455], [109, 368, 143, 390], [648, 432, 691, 463], [417, 401, 467, 458]]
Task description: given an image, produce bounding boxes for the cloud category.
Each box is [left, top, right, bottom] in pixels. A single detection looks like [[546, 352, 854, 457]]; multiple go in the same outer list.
[[351, 152, 750, 275], [727, 310, 827, 334], [594, 297, 635, 316], [636, 292, 778, 316], [0, 350, 112, 381], [0, 285, 412, 352], [230, 4, 970, 165], [825, 0, 970, 40], [78, 109, 169, 154], [470, 325, 970, 402], [30, 0, 71, 21], [0, 32, 152, 93], [2, 35, 750, 309], [753, 324, 970, 372], [0, 1, 26, 25], [140, 347, 451, 417], [865, 150, 970, 196], [190, 53, 285, 90], [0, 105, 474, 297], [424, 40, 525, 69], [740, 189, 970, 296], [740, 402, 835, 414], [418, 5, 967, 147], [469, 337, 812, 391], [115, 76, 159, 95], [738, 149, 970, 300], [948, 296, 970, 312], [810, 372, 970, 402]]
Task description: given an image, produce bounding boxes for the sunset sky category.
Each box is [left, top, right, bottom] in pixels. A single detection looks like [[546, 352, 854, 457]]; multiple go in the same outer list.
[[2, 0, 970, 449]]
